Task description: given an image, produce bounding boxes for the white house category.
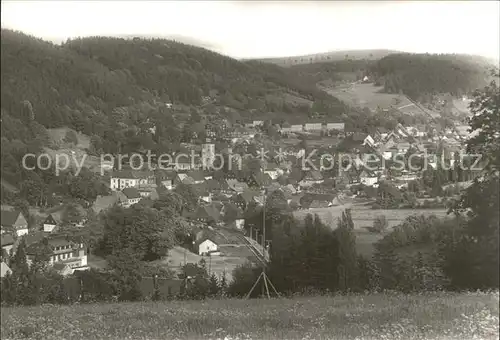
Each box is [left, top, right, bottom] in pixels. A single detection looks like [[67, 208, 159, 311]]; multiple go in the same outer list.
[[0, 262, 12, 278], [1, 210, 28, 237], [26, 238, 89, 274], [43, 213, 60, 233], [360, 170, 379, 187], [326, 122, 345, 131], [197, 239, 219, 256], [304, 122, 323, 131], [110, 170, 154, 191], [290, 124, 304, 132], [363, 135, 376, 147]]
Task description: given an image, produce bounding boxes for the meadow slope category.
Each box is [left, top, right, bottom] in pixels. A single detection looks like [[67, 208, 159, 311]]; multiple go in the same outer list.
[[1, 291, 498, 340]]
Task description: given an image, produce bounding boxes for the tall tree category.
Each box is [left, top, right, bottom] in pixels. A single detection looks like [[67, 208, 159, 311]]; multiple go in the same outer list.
[[450, 73, 499, 289]]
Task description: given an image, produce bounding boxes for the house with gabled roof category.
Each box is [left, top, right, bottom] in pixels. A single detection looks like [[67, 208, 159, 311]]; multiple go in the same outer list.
[[359, 169, 379, 187], [173, 173, 195, 187], [299, 170, 324, 187], [191, 205, 221, 225], [110, 170, 155, 191], [43, 213, 62, 233], [1, 233, 15, 257], [226, 179, 249, 193], [121, 187, 142, 207], [304, 119, 323, 132], [137, 185, 159, 200], [231, 189, 261, 210], [156, 170, 176, 190], [26, 236, 89, 275], [186, 170, 206, 184], [92, 192, 128, 214], [326, 122, 345, 132], [1, 262, 12, 278], [1, 210, 28, 237], [263, 161, 281, 180], [205, 179, 222, 193], [247, 173, 272, 189]]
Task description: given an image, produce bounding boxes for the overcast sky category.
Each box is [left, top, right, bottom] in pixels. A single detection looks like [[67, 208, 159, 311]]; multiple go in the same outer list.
[[1, 1, 499, 60]]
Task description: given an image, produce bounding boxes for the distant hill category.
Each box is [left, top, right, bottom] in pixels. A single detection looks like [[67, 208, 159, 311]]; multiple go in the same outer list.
[[368, 53, 498, 101], [253, 49, 400, 67]]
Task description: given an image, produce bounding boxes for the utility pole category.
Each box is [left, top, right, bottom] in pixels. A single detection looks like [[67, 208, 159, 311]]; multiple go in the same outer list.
[[245, 188, 280, 300]]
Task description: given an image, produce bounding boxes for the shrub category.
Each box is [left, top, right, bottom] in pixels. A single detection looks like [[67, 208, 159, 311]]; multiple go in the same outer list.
[[373, 215, 388, 233]]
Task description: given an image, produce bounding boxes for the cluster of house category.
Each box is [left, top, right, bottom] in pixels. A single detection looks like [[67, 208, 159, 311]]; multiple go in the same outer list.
[[1, 207, 89, 278], [246, 119, 345, 134]]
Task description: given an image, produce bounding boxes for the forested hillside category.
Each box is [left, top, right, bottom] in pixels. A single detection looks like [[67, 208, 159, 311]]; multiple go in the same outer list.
[[0, 30, 349, 195], [369, 53, 497, 101]]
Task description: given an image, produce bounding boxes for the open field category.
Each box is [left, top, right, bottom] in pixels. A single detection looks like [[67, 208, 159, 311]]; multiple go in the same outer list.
[[47, 127, 91, 150], [294, 205, 449, 257], [293, 205, 449, 230], [322, 83, 413, 112], [1, 291, 498, 340]]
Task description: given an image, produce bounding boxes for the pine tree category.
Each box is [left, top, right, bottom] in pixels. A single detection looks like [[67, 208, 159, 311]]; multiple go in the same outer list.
[[208, 273, 219, 297]]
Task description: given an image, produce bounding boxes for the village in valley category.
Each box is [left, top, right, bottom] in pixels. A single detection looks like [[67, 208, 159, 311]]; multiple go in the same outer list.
[[1, 1, 499, 339], [1, 91, 480, 284]]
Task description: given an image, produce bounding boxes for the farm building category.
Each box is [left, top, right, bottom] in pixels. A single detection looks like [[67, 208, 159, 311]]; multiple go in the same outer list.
[[0, 209, 28, 237], [196, 239, 219, 256]]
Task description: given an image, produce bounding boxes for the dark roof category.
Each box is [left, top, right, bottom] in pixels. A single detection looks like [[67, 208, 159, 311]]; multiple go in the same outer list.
[[239, 189, 261, 204], [122, 187, 141, 199], [187, 170, 206, 182], [193, 205, 221, 222], [1, 210, 22, 227], [353, 133, 368, 141], [205, 179, 221, 191], [303, 170, 323, 181], [156, 170, 176, 180], [1, 234, 15, 247], [112, 170, 154, 179]]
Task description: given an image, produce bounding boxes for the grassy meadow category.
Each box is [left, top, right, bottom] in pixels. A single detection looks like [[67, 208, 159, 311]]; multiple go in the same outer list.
[[293, 205, 449, 230], [1, 291, 498, 340]]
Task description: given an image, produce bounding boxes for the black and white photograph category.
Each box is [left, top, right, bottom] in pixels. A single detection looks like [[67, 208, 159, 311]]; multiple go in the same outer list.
[[0, 1, 499, 339]]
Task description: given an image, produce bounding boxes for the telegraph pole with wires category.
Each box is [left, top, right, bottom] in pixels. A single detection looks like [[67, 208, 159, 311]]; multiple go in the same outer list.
[[245, 188, 280, 299]]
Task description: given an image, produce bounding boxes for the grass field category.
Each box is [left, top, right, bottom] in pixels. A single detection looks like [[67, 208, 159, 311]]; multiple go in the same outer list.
[[322, 83, 413, 112], [293, 205, 449, 257], [293, 205, 449, 230], [1, 291, 497, 340]]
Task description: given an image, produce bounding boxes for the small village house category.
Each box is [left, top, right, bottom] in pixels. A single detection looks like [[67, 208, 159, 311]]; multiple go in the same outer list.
[[196, 238, 219, 256], [299, 170, 324, 187], [0, 262, 12, 278], [186, 170, 206, 184], [136, 182, 159, 199], [110, 170, 155, 191], [121, 188, 142, 207], [43, 213, 61, 233], [1, 234, 15, 257], [359, 169, 379, 187], [290, 124, 304, 132], [25, 237, 89, 275], [92, 192, 128, 215], [304, 120, 323, 132], [1, 209, 28, 237], [326, 122, 345, 131]]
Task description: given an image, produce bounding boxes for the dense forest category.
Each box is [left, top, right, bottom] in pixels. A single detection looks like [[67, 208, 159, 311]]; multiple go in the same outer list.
[[369, 53, 497, 100]]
